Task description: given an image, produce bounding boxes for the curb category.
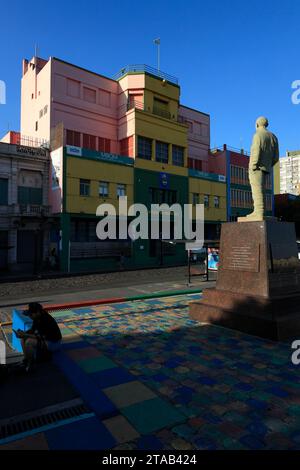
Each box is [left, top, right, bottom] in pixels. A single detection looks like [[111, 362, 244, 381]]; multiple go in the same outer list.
[[45, 288, 202, 311]]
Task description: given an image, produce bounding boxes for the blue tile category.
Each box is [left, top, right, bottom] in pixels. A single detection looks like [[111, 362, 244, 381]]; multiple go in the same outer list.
[[53, 352, 117, 419], [246, 421, 268, 437], [72, 308, 95, 314], [246, 399, 268, 410], [193, 436, 217, 450], [151, 374, 168, 382], [136, 435, 164, 450], [46, 416, 116, 450], [164, 359, 184, 368], [239, 434, 265, 450], [234, 382, 254, 392], [91, 367, 135, 388], [177, 386, 194, 396], [266, 387, 289, 398], [61, 341, 90, 351], [196, 376, 217, 386]]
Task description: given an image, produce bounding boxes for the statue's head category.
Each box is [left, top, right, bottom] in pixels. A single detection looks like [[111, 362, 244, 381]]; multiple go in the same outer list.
[[256, 116, 269, 129]]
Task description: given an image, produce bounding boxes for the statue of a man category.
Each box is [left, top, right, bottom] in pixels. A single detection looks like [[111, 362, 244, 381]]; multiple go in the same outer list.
[[242, 116, 279, 221]]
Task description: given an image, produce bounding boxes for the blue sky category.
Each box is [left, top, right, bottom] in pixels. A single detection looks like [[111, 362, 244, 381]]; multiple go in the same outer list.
[[0, 0, 299, 154]]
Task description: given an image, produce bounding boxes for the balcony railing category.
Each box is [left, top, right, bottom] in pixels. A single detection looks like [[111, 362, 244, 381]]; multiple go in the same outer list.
[[0, 204, 51, 216], [126, 99, 177, 122], [16, 135, 50, 149], [152, 106, 171, 120], [114, 65, 179, 85]]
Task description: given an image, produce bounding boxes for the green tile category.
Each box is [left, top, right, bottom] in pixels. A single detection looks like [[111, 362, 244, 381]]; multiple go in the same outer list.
[[78, 356, 117, 373], [122, 397, 185, 434], [103, 381, 156, 408]]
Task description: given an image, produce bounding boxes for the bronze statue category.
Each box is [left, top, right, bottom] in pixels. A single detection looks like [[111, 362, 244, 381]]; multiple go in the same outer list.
[[241, 116, 279, 221]]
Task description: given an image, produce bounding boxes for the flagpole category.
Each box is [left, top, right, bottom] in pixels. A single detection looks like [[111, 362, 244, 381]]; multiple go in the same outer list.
[[154, 38, 161, 72]]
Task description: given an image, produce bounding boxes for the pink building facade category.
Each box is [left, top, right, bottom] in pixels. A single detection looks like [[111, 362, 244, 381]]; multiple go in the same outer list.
[[19, 56, 212, 170]]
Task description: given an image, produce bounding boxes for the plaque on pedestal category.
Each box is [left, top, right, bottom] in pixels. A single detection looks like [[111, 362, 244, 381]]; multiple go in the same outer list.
[[189, 220, 300, 341]]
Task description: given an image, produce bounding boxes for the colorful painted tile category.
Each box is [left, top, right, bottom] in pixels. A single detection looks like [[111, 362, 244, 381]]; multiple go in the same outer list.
[[103, 381, 156, 408], [122, 397, 185, 434]]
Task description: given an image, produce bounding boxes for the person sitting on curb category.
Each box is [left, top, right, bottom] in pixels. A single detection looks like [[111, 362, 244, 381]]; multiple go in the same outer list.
[[14, 302, 62, 373]]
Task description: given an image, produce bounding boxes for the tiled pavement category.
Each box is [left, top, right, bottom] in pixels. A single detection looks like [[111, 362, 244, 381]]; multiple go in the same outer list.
[[1, 293, 300, 450]]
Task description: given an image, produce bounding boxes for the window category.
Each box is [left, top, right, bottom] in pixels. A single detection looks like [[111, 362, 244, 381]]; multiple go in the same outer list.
[[99, 89, 111, 107], [99, 181, 109, 197], [66, 129, 81, 147], [204, 194, 209, 208], [0, 178, 8, 205], [120, 137, 134, 157], [83, 133, 97, 150], [192, 193, 200, 205], [35, 121, 38, 131], [83, 87, 96, 104], [138, 136, 152, 160], [83, 87, 96, 103], [214, 196, 220, 208], [149, 188, 177, 204], [187, 121, 193, 133], [128, 93, 143, 110], [67, 78, 80, 98], [18, 187, 42, 205], [80, 179, 90, 196], [117, 184, 126, 197], [188, 158, 202, 171], [99, 138, 111, 153], [44, 105, 48, 115], [172, 145, 184, 166], [156, 141, 169, 163], [39, 109, 43, 118], [153, 98, 170, 119]]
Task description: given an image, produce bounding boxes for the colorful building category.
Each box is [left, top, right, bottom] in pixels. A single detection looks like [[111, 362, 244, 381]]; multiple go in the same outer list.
[[210, 145, 274, 221], [3, 57, 229, 273], [0, 142, 53, 273]]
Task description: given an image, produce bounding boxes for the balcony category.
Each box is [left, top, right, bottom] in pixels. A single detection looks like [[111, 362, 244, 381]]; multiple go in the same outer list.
[[152, 106, 171, 120], [114, 65, 179, 86], [126, 99, 182, 123], [0, 204, 51, 217]]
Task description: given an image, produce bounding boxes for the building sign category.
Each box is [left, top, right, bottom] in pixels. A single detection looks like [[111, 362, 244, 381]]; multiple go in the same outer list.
[[189, 169, 226, 183], [15, 145, 47, 157], [159, 172, 169, 189], [66, 146, 133, 166], [66, 145, 82, 157]]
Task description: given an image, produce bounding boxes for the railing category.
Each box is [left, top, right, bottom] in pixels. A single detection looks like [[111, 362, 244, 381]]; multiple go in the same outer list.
[[177, 115, 188, 125], [14, 204, 50, 216], [152, 106, 171, 120], [127, 100, 144, 112], [211, 145, 250, 156], [70, 242, 131, 259], [126, 99, 174, 121], [114, 65, 179, 85], [16, 135, 50, 149]]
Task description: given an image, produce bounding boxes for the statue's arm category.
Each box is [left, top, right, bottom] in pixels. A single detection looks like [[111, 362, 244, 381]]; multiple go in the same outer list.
[[272, 136, 279, 166], [250, 133, 261, 170]]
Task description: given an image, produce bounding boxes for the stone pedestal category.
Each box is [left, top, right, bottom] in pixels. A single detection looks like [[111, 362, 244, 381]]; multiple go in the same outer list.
[[189, 220, 300, 341]]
